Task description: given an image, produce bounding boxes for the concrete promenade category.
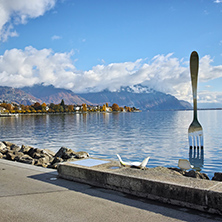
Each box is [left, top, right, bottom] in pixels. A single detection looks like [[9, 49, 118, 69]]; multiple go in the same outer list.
[[0, 158, 221, 222]]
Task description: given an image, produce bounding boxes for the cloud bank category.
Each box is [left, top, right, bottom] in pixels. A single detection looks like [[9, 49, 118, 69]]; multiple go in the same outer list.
[[0, 0, 56, 41], [1, 46, 222, 105]]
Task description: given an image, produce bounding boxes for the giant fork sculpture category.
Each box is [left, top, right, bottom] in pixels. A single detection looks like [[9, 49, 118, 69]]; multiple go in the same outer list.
[[188, 51, 204, 149]]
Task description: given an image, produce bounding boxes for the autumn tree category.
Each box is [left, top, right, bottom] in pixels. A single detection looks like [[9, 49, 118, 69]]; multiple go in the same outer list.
[[67, 105, 74, 112], [82, 104, 87, 112], [101, 104, 106, 112], [111, 103, 120, 111], [0, 103, 12, 111], [33, 102, 41, 111]]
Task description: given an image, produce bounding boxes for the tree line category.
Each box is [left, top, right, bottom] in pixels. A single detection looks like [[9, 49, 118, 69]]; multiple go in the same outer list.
[[0, 100, 140, 114]]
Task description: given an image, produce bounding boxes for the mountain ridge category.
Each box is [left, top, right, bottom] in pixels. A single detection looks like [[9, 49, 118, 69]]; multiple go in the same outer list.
[[0, 84, 191, 110], [77, 85, 191, 110]]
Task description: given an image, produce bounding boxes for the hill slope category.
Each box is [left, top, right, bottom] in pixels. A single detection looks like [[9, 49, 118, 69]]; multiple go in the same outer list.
[[77, 85, 191, 110], [0, 86, 41, 105], [0, 84, 191, 110], [21, 84, 92, 105]]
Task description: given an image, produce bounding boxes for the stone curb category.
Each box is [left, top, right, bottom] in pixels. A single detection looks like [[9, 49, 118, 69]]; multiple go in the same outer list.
[[57, 158, 222, 216]]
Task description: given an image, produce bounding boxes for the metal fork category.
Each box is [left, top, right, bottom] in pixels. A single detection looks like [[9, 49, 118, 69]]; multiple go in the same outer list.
[[188, 51, 204, 149]]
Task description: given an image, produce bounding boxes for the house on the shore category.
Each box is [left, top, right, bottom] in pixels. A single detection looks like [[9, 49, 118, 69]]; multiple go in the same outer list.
[[0, 107, 6, 113]]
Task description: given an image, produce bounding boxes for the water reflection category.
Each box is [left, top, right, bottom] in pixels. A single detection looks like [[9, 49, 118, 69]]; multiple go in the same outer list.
[[0, 111, 222, 178]]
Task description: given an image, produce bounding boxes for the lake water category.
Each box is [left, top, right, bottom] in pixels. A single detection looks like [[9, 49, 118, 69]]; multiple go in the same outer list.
[[0, 110, 222, 179]]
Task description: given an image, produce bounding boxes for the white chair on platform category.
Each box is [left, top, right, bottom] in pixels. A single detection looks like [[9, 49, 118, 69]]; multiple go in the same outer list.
[[178, 159, 194, 171]]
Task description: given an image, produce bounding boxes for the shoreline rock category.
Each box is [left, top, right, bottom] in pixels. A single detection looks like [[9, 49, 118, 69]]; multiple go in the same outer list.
[[0, 141, 89, 169], [0, 141, 220, 181]]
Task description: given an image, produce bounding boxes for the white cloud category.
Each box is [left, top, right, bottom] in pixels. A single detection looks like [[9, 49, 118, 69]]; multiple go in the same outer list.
[[1, 47, 222, 105], [51, 35, 62, 40], [0, 0, 56, 42], [0, 46, 75, 87], [214, 0, 222, 3]]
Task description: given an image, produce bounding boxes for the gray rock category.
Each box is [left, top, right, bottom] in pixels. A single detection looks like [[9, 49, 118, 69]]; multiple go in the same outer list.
[[75, 151, 89, 159], [51, 157, 63, 165], [55, 147, 69, 158], [212, 172, 222, 181], [18, 154, 34, 165], [10, 144, 21, 152], [0, 142, 6, 151], [20, 145, 33, 154], [27, 148, 39, 158], [5, 151, 16, 161], [35, 157, 49, 167], [43, 149, 55, 157], [184, 170, 209, 180], [2, 141, 15, 147], [13, 151, 24, 161], [49, 157, 63, 169], [55, 147, 89, 160], [33, 152, 45, 159]]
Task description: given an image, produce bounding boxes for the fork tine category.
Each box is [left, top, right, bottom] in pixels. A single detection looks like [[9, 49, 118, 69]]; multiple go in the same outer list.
[[189, 135, 193, 148], [189, 133, 204, 149], [200, 135, 204, 149], [196, 135, 200, 148]]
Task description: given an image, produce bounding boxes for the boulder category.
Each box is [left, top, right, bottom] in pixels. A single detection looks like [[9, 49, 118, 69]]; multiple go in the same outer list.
[[2, 141, 15, 147], [1, 141, 89, 168], [212, 172, 222, 181], [0, 142, 8, 154], [10, 144, 21, 152], [55, 147, 69, 158], [168, 167, 184, 175], [49, 157, 63, 169], [55, 147, 89, 160], [33, 152, 43, 159], [5, 151, 16, 161], [75, 151, 89, 159], [27, 148, 42, 158], [20, 145, 33, 154], [0, 141, 6, 151], [35, 157, 49, 167], [169, 167, 209, 180], [43, 149, 55, 157], [13, 151, 24, 161], [184, 170, 209, 180], [41, 150, 54, 161], [55, 147, 75, 160], [18, 155, 34, 165], [0, 153, 3, 158]]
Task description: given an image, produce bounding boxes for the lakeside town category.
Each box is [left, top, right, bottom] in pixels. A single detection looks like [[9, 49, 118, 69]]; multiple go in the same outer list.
[[0, 99, 141, 115]]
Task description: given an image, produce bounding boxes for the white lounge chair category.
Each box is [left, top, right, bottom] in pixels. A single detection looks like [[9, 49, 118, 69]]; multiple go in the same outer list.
[[178, 159, 194, 171], [116, 154, 150, 169]]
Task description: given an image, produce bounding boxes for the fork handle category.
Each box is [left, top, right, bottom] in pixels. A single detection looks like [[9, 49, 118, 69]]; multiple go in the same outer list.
[[190, 51, 199, 120]]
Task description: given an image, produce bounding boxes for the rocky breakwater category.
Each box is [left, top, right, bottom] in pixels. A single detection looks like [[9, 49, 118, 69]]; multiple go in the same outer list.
[[0, 141, 89, 169]]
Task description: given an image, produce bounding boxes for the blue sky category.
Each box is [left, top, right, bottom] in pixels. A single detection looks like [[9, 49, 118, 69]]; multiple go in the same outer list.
[[0, 0, 222, 107]]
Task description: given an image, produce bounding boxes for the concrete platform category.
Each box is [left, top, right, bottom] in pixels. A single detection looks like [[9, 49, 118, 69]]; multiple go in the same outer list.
[[58, 158, 222, 216], [1, 158, 222, 221]]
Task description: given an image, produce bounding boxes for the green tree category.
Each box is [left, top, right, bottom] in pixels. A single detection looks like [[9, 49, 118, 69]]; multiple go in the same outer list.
[[60, 99, 65, 109]]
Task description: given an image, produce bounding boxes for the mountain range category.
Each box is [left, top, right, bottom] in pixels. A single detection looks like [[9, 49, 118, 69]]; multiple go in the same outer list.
[[0, 84, 191, 111]]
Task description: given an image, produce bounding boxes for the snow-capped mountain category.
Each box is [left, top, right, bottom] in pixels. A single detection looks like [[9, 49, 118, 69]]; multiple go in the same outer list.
[[78, 84, 191, 110], [118, 85, 156, 94]]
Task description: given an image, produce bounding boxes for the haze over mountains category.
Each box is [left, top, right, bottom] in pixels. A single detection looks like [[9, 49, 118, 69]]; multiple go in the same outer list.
[[0, 84, 191, 111]]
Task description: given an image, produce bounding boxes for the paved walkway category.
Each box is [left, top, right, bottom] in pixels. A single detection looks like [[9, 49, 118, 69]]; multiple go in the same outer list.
[[0, 159, 221, 222]]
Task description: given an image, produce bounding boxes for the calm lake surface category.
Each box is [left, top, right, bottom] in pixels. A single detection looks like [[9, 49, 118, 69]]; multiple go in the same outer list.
[[1, 110, 222, 178]]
